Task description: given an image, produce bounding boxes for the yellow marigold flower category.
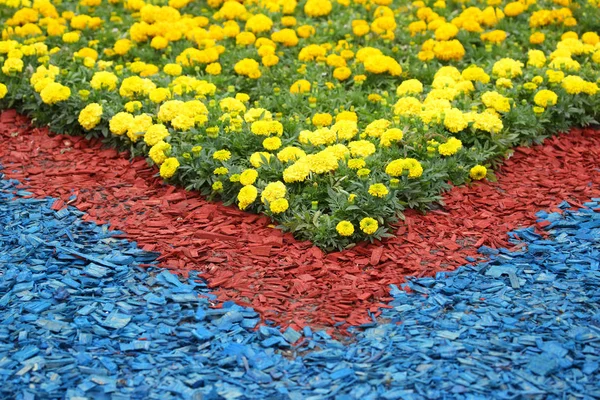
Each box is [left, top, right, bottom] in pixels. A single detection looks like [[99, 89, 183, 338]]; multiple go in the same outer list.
[[582, 32, 599, 46], [461, 65, 490, 83], [359, 217, 378, 235], [214, 167, 228, 175], [237, 185, 258, 210], [171, 114, 195, 131], [271, 29, 299, 47], [470, 165, 487, 180], [348, 140, 376, 158], [335, 111, 358, 123], [149, 87, 171, 104], [347, 158, 366, 170], [239, 169, 258, 186], [396, 79, 423, 96], [312, 113, 333, 127], [434, 23, 458, 41], [261, 181, 286, 204], [443, 108, 469, 133], [0, 83, 7, 99], [283, 159, 310, 183], [546, 70, 565, 84], [438, 137, 463, 156], [290, 79, 311, 94], [336, 221, 354, 236], [251, 120, 283, 136], [40, 82, 71, 104], [473, 111, 503, 133], [333, 67, 351, 81], [365, 119, 391, 138], [124, 101, 142, 113], [368, 183, 389, 198], [149, 141, 171, 165], [163, 63, 182, 76], [385, 158, 423, 178], [78, 103, 103, 131], [380, 128, 403, 147], [263, 136, 282, 151], [62, 31, 80, 43], [127, 114, 153, 142], [213, 149, 232, 161], [234, 58, 261, 79], [159, 157, 180, 179], [492, 58, 523, 78], [277, 146, 305, 163], [504, 1, 524, 17], [394, 97, 422, 116], [113, 38, 132, 55], [212, 181, 223, 191], [90, 71, 118, 91], [262, 54, 279, 67], [304, 0, 332, 17], [269, 198, 289, 214], [481, 30, 507, 44], [331, 120, 358, 141], [144, 124, 169, 146], [250, 151, 273, 168], [2, 58, 23, 75], [108, 112, 133, 136], [530, 32, 545, 45], [357, 168, 370, 178], [433, 40, 465, 61], [481, 91, 511, 113], [245, 13, 273, 33]]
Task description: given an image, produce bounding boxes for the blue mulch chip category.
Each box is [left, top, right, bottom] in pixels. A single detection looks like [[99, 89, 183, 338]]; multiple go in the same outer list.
[[1, 170, 600, 399]]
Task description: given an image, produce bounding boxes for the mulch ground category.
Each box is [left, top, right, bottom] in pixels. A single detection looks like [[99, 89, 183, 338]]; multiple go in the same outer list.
[[1, 109, 599, 331]]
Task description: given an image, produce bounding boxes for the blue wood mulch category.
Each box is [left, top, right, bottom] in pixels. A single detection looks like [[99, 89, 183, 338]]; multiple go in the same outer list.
[[1, 171, 599, 399]]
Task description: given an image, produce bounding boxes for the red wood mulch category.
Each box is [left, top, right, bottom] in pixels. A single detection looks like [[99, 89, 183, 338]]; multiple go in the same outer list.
[[1, 109, 599, 332]]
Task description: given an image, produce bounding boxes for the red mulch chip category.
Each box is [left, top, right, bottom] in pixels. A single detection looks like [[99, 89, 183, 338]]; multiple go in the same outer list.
[[1, 111, 600, 331]]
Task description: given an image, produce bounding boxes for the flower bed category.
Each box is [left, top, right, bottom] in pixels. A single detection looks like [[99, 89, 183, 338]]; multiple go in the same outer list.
[[0, 0, 599, 249]]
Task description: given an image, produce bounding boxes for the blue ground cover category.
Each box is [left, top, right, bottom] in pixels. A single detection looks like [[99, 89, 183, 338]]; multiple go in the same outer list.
[[1, 170, 599, 399]]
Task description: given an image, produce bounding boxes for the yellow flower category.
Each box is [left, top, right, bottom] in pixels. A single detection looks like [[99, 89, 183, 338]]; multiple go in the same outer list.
[[263, 137, 282, 151], [533, 90, 558, 107], [385, 158, 423, 178], [304, 0, 332, 17], [2, 58, 23, 74], [379, 128, 403, 147], [144, 124, 170, 146], [206, 62, 222, 75], [333, 67, 351, 81], [290, 79, 311, 94], [240, 169, 258, 186], [238, 185, 258, 210], [368, 183, 389, 198], [159, 157, 180, 179], [78, 103, 103, 130], [438, 137, 463, 156], [163, 63, 182, 76], [348, 140, 376, 158], [269, 198, 289, 214], [90, 71, 118, 91], [470, 165, 487, 180], [359, 217, 378, 235], [312, 113, 333, 127], [213, 149, 232, 161], [336, 221, 354, 236], [250, 151, 273, 168], [40, 82, 71, 104], [0, 83, 7, 99], [261, 181, 287, 204], [212, 181, 223, 191]]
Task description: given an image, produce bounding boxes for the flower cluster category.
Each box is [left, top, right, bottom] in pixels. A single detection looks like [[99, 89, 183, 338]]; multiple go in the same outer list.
[[0, 0, 599, 250]]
